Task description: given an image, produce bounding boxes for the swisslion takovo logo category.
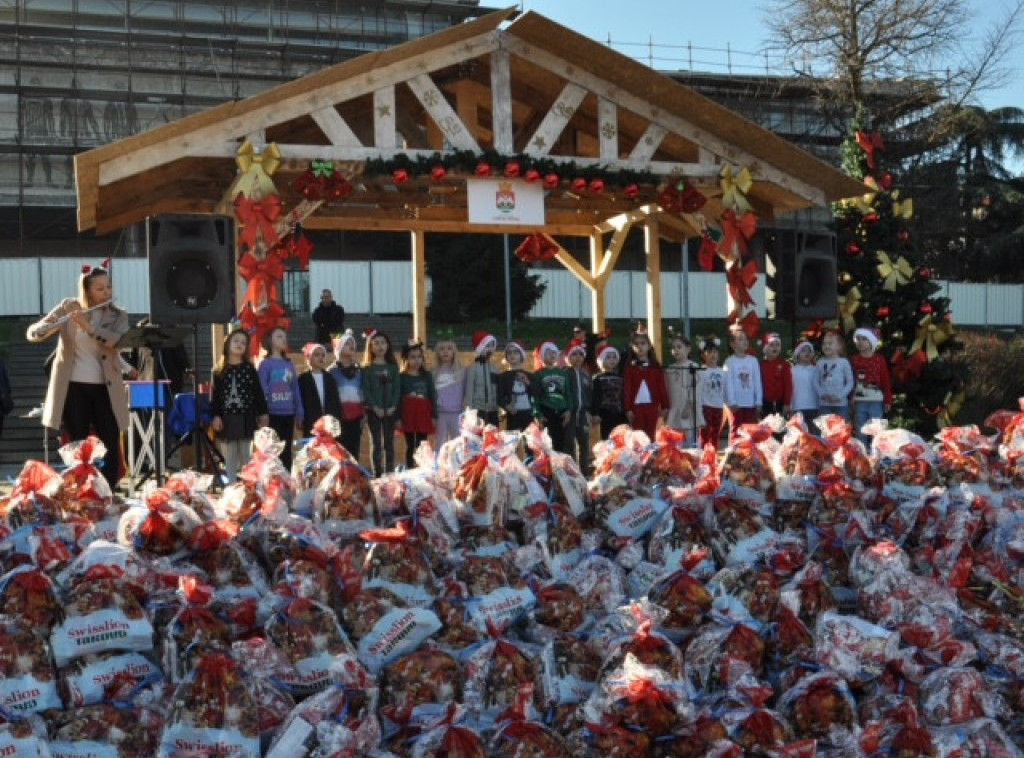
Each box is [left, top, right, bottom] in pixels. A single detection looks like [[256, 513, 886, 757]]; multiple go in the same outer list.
[[495, 181, 516, 213]]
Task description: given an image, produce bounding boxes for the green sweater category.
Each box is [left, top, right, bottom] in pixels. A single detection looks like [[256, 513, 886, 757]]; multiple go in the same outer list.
[[363, 362, 400, 411], [399, 371, 437, 415], [531, 366, 577, 416]]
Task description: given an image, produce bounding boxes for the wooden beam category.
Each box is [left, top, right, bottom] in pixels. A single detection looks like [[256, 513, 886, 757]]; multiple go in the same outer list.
[[311, 106, 363, 147], [411, 229, 427, 344], [406, 74, 481, 152], [644, 218, 663, 353], [629, 123, 668, 165], [589, 233, 606, 334], [502, 35, 829, 205], [490, 47, 514, 154], [598, 96, 618, 162], [524, 82, 587, 157], [551, 237, 596, 291], [374, 87, 397, 149]]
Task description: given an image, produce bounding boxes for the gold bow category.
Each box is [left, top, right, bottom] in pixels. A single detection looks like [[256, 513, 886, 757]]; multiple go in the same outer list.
[[856, 176, 879, 213], [838, 287, 862, 332], [910, 314, 955, 361], [891, 191, 914, 220], [938, 389, 966, 428], [720, 165, 753, 213], [231, 140, 282, 199], [876, 250, 913, 291]]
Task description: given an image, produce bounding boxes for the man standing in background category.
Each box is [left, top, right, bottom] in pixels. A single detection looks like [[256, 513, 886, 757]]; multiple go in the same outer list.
[[312, 289, 346, 346]]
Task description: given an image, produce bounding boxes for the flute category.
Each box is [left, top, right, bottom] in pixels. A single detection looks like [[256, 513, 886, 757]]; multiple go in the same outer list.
[[47, 299, 116, 330]]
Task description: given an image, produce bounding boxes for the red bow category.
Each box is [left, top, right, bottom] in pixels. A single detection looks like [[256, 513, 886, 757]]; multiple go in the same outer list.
[[698, 230, 718, 272], [728, 308, 761, 339], [281, 230, 313, 270], [802, 319, 825, 342], [514, 233, 560, 264], [234, 194, 283, 250], [238, 301, 290, 356], [718, 209, 758, 261], [360, 518, 415, 544], [856, 130, 886, 169], [727, 260, 760, 308], [890, 348, 927, 387], [238, 251, 286, 311]]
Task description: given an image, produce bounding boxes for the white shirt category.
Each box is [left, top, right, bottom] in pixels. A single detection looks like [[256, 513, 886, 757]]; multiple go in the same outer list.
[[723, 353, 763, 408], [312, 371, 325, 408], [70, 327, 104, 384]]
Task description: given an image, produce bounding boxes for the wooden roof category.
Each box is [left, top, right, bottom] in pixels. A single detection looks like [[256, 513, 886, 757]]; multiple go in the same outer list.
[[76, 8, 864, 238]]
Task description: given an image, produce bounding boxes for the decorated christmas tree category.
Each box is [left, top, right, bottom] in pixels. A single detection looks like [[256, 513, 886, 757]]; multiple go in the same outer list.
[[832, 125, 967, 435]]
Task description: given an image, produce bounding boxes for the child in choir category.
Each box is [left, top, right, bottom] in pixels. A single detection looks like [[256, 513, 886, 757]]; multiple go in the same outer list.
[[497, 339, 534, 432], [328, 329, 365, 460], [814, 330, 855, 424], [623, 326, 668, 441], [696, 336, 726, 450], [362, 329, 400, 476], [850, 327, 891, 445], [297, 342, 342, 438], [665, 332, 701, 443], [432, 336, 465, 445], [398, 339, 436, 469], [210, 329, 268, 481], [565, 339, 593, 473], [591, 345, 626, 439], [464, 331, 499, 426], [760, 332, 792, 418], [723, 326, 762, 444], [790, 341, 819, 429], [258, 326, 304, 470], [531, 340, 576, 454]]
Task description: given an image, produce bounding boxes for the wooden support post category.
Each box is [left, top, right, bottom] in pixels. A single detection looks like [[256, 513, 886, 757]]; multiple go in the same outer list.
[[590, 232, 606, 334], [644, 219, 662, 353], [411, 229, 427, 343]]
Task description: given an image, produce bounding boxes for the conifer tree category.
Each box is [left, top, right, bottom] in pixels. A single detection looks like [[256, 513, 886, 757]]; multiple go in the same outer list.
[[832, 124, 968, 435]]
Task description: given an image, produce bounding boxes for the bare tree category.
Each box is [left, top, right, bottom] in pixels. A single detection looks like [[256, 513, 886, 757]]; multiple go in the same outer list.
[[762, 0, 1024, 134]]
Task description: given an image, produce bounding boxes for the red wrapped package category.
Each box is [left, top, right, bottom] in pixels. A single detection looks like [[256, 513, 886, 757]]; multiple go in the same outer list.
[[707, 491, 776, 567], [599, 602, 685, 679], [51, 703, 164, 758], [162, 470, 217, 521], [162, 576, 232, 682], [708, 564, 780, 623], [389, 702, 486, 758], [455, 448, 506, 527], [381, 644, 462, 719], [360, 519, 436, 606], [264, 597, 356, 697], [265, 675, 380, 758], [0, 459, 64, 529], [158, 652, 260, 758], [774, 415, 833, 529], [0, 615, 62, 713], [584, 654, 692, 737], [685, 620, 766, 691], [313, 458, 375, 541], [530, 581, 587, 636], [814, 610, 900, 685], [820, 414, 875, 484], [718, 422, 779, 503], [119, 487, 202, 557], [0, 565, 60, 629], [228, 638, 296, 739], [849, 540, 911, 588], [525, 423, 589, 517], [647, 500, 712, 573], [58, 436, 114, 517], [918, 666, 1009, 725], [591, 424, 648, 483], [541, 632, 600, 709], [462, 628, 542, 719], [237, 427, 297, 520], [58, 650, 164, 709], [523, 500, 584, 579], [639, 428, 702, 486], [189, 539, 269, 603], [489, 683, 569, 757], [647, 564, 713, 635], [777, 668, 858, 739]]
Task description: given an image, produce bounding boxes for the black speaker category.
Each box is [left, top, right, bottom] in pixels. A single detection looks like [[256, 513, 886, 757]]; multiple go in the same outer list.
[[148, 215, 235, 324], [768, 230, 838, 319]]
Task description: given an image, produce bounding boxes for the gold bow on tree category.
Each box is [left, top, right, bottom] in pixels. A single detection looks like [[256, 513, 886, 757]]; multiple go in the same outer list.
[[891, 192, 914, 220], [910, 314, 955, 361], [720, 165, 753, 213], [937, 389, 966, 428], [876, 250, 914, 291], [838, 287, 862, 332], [232, 140, 282, 199], [855, 176, 879, 213]]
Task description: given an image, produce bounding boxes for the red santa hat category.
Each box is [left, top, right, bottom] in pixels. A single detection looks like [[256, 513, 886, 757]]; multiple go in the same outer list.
[[565, 338, 586, 358], [504, 339, 528, 362], [535, 339, 560, 365], [473, 331, 497, 356], [596, 345, 619, 367], [853, 327, 880, 352], [302, 342, 326, 363]]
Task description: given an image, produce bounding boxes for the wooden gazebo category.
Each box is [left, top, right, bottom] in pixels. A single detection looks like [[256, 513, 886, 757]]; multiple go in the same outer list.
[[75, 8, 862, 349]]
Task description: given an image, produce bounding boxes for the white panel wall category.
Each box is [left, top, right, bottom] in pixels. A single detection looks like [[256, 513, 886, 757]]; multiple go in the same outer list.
[[987, 284, 1023, 326], [309, 260, 371, 313], [370, 261, 413, 314], [0, 259, 42, 316], [39, 258, 149, 315], [944, 282, 986, 326]]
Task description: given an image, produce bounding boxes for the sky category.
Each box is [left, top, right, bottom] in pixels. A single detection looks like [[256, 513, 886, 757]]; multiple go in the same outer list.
[[517, 0, 1024, 114]]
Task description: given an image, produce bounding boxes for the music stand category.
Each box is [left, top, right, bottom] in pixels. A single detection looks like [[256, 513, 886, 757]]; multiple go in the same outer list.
[[117, 325, 190, 490]]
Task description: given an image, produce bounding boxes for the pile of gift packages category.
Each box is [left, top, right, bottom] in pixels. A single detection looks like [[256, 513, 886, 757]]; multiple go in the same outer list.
[[5, 405, 1024, 757]]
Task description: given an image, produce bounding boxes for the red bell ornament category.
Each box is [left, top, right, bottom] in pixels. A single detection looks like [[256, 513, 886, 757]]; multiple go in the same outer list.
[[475, 162, 492, 177], [877, 306, 890, 318], [430, 165, 447, 182], [846, 241, 863, 257], [571, 177, 588, 193], [880, 172, 894, 190], [524, 168, 541, 183], [920, 303, 933, 315], [503, 161, 521, 178], [542, 173, 560, 190], [864, 212, 880, 224], [919, 267, 931, 279], [623, 183, 640, 200], [392, 169, 409, 185], [588, 178, 605, 193]]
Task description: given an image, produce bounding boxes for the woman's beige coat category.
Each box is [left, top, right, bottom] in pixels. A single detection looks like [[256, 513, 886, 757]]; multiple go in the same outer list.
[[26, 298, 131, 432]]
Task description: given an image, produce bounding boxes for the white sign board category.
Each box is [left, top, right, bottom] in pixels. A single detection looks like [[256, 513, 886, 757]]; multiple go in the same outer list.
[[467, 178, 545, 225]]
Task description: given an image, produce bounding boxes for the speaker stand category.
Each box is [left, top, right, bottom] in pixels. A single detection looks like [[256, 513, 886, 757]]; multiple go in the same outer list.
[[189, 323, 227, 491]]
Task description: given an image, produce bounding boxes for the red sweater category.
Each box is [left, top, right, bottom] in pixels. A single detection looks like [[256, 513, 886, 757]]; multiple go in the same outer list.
[[850, 352, 892, 405], [760, 357, 793, 405], [623, 362, 669, 413]]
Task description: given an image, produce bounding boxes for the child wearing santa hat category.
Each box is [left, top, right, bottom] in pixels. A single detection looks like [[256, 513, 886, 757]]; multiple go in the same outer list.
[[851, 327, 891, 444], [790, 341, 819, 432], [496, 339, 534, 431], [328, 329, 365, 460], [760, 332, 792, 419], [297, 342, 343, 438], [463, 331, 499, 426], [624, 325, 668, 441], [531, 340, 577, 454], [592, 345, 626, 438]]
